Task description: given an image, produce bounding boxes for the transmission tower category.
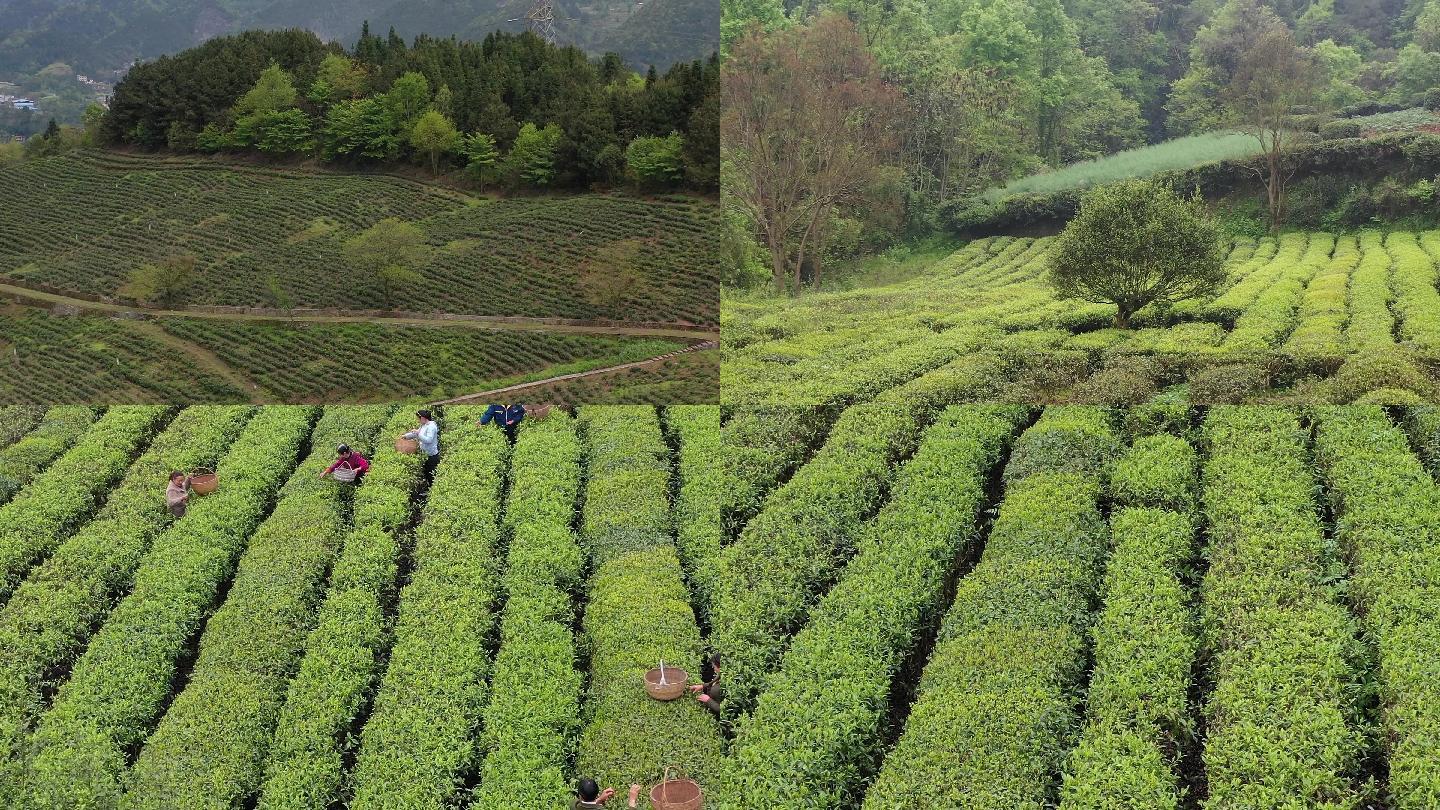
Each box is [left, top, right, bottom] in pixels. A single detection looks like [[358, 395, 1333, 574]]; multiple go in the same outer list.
[[525, 0, 559, 44]]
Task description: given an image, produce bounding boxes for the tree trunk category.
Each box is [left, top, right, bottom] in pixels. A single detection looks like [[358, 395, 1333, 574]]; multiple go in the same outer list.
[[1114, 308, 1131, 329]]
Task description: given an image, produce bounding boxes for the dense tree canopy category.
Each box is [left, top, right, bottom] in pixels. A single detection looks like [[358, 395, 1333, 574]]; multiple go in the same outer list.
[[102, 27, 719, 190]]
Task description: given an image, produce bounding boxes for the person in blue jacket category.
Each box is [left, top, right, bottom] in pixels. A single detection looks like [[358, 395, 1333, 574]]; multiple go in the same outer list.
[[479, 402, 526, 438]]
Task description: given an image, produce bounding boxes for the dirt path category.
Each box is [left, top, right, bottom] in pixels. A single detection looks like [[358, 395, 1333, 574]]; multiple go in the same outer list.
[[432, 341, 717, 405], [117, 320, 272, 403], [0, 282, 718, 342]]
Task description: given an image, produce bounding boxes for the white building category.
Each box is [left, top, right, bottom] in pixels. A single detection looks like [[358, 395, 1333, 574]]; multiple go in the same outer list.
[[12, 99, 37, 110]]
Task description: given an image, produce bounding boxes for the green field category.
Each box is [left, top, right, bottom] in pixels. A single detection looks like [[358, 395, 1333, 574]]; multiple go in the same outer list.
[[0, 151, 719, 326], [978, 131, 1265, 202], [0, 404, 719, 808], [715, 402, 1440, 808], [0, 308, 693, 403], [723, 230, 1440, 405]]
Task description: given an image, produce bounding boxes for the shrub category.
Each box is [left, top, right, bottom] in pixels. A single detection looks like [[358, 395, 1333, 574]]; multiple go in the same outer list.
[[1049, 181, 1225, 328], [1320, 120, 1363, 140], [1070, 366, 1158, 406], [1186, 363, 1268, 404], [1001, 406, 1119, 486], [1108, 434, 1197, 512], [1329, 347, 1436, 402], [664, 407, 723, 620]]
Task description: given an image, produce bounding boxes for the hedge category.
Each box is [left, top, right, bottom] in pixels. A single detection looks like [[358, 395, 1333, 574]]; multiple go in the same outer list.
[[471, 413, 584, 808], [1346, 231, 1396, 352], [574, 406, 722, 807], [256, 406, 431, 810], [1197, 407, 1364, 809], [1312, 407, 1440, 807], [0, 405, 254, 799], [1402, 405, 1440, 478], [0, 406, 96, 506], [1061, 433, 1199, 809], [862, 406, 1117, 808], [663, 406, 722, 622], [1222, 233, 1334, 353], [709, 399, 928, 716], [1389, 231, 1440, 352], [1206, 232, 1308, 323], [0, 406, 43, 450], [348, 412, 508, 809], [124, 406, 395, 809], [716, 405, 1025, 807], [719, 407, 834, 538], [0, 406, 170, 605], [1282, 234, 1359, 371], [1106, 434, 1197, 513], [18, 406, 316, 810]]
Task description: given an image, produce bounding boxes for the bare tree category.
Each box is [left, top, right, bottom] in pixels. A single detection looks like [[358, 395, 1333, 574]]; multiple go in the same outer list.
[[1224, 27, 1322, 230], [723, 15, 902, 294]]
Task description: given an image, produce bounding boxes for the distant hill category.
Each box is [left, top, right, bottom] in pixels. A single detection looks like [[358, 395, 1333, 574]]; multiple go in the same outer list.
[[0, 0, 715, 78]]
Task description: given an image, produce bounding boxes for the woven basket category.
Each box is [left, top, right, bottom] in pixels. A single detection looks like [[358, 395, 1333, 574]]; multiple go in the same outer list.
[[332, 466, 358, 483], [394, 436, 419, 455], [190, 468, 218, 495], [650, 768, 702, 810], [644, 665, 687, 701]]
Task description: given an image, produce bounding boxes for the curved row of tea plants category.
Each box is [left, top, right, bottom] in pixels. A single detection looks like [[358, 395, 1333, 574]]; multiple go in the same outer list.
[[0, 405, 170, 603], [348, 413, 508, 809], [124, 406, 395, 809], [0, 406, 96, 505], [717, 405, 1025, 807], [0, 405, 255, 795], [663, 405, 723, 622], [861, 407, 1118, 807], [1312, 407, 1440, 807], [0, 153, 719, 324], [16, 406, 315, 809]]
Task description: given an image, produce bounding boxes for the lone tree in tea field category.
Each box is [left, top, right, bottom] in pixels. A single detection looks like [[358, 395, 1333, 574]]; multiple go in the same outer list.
[[343, 218, 430, 308], [121, 254, 198, 306], [1048, 180, 1225, 328]]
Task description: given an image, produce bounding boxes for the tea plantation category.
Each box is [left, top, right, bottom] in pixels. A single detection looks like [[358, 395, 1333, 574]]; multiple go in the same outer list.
[[0, 404, 719, 809], [0, 152, 719, 326], [716, 402, 1440, 808], [0, 309, 696, 403], [722, 231, 1440, 405]]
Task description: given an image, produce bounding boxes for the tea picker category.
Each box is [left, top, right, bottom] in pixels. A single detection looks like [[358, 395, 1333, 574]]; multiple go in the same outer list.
[[400, 409, 440, 483], [572, 779, 642, 809], [478, 402, 530, 439], [167, 467, 218, 518], [319, 444, 369, 484]]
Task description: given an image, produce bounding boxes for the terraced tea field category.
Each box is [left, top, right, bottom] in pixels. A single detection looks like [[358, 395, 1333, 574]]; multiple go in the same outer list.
[[0, 403, 720, 809], [716, 402, 1440, 808], [0, 308, 698, 403], [722, 231, 1440, 404], [0, 151, 718, 326]]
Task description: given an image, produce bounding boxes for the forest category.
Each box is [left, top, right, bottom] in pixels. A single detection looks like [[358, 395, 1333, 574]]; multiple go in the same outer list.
[[96, 27, 718, 190], [720, 0, 1440, 288]]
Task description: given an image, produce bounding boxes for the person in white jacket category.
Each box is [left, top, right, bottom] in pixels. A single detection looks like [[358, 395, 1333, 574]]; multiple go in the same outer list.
[[403, 409, 440, 483]]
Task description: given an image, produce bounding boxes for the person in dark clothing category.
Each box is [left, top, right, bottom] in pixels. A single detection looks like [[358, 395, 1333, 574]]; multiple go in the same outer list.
[[573, 778, 641, 809], [479, 402, 526, 440], [689, 653, 723, 720]]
